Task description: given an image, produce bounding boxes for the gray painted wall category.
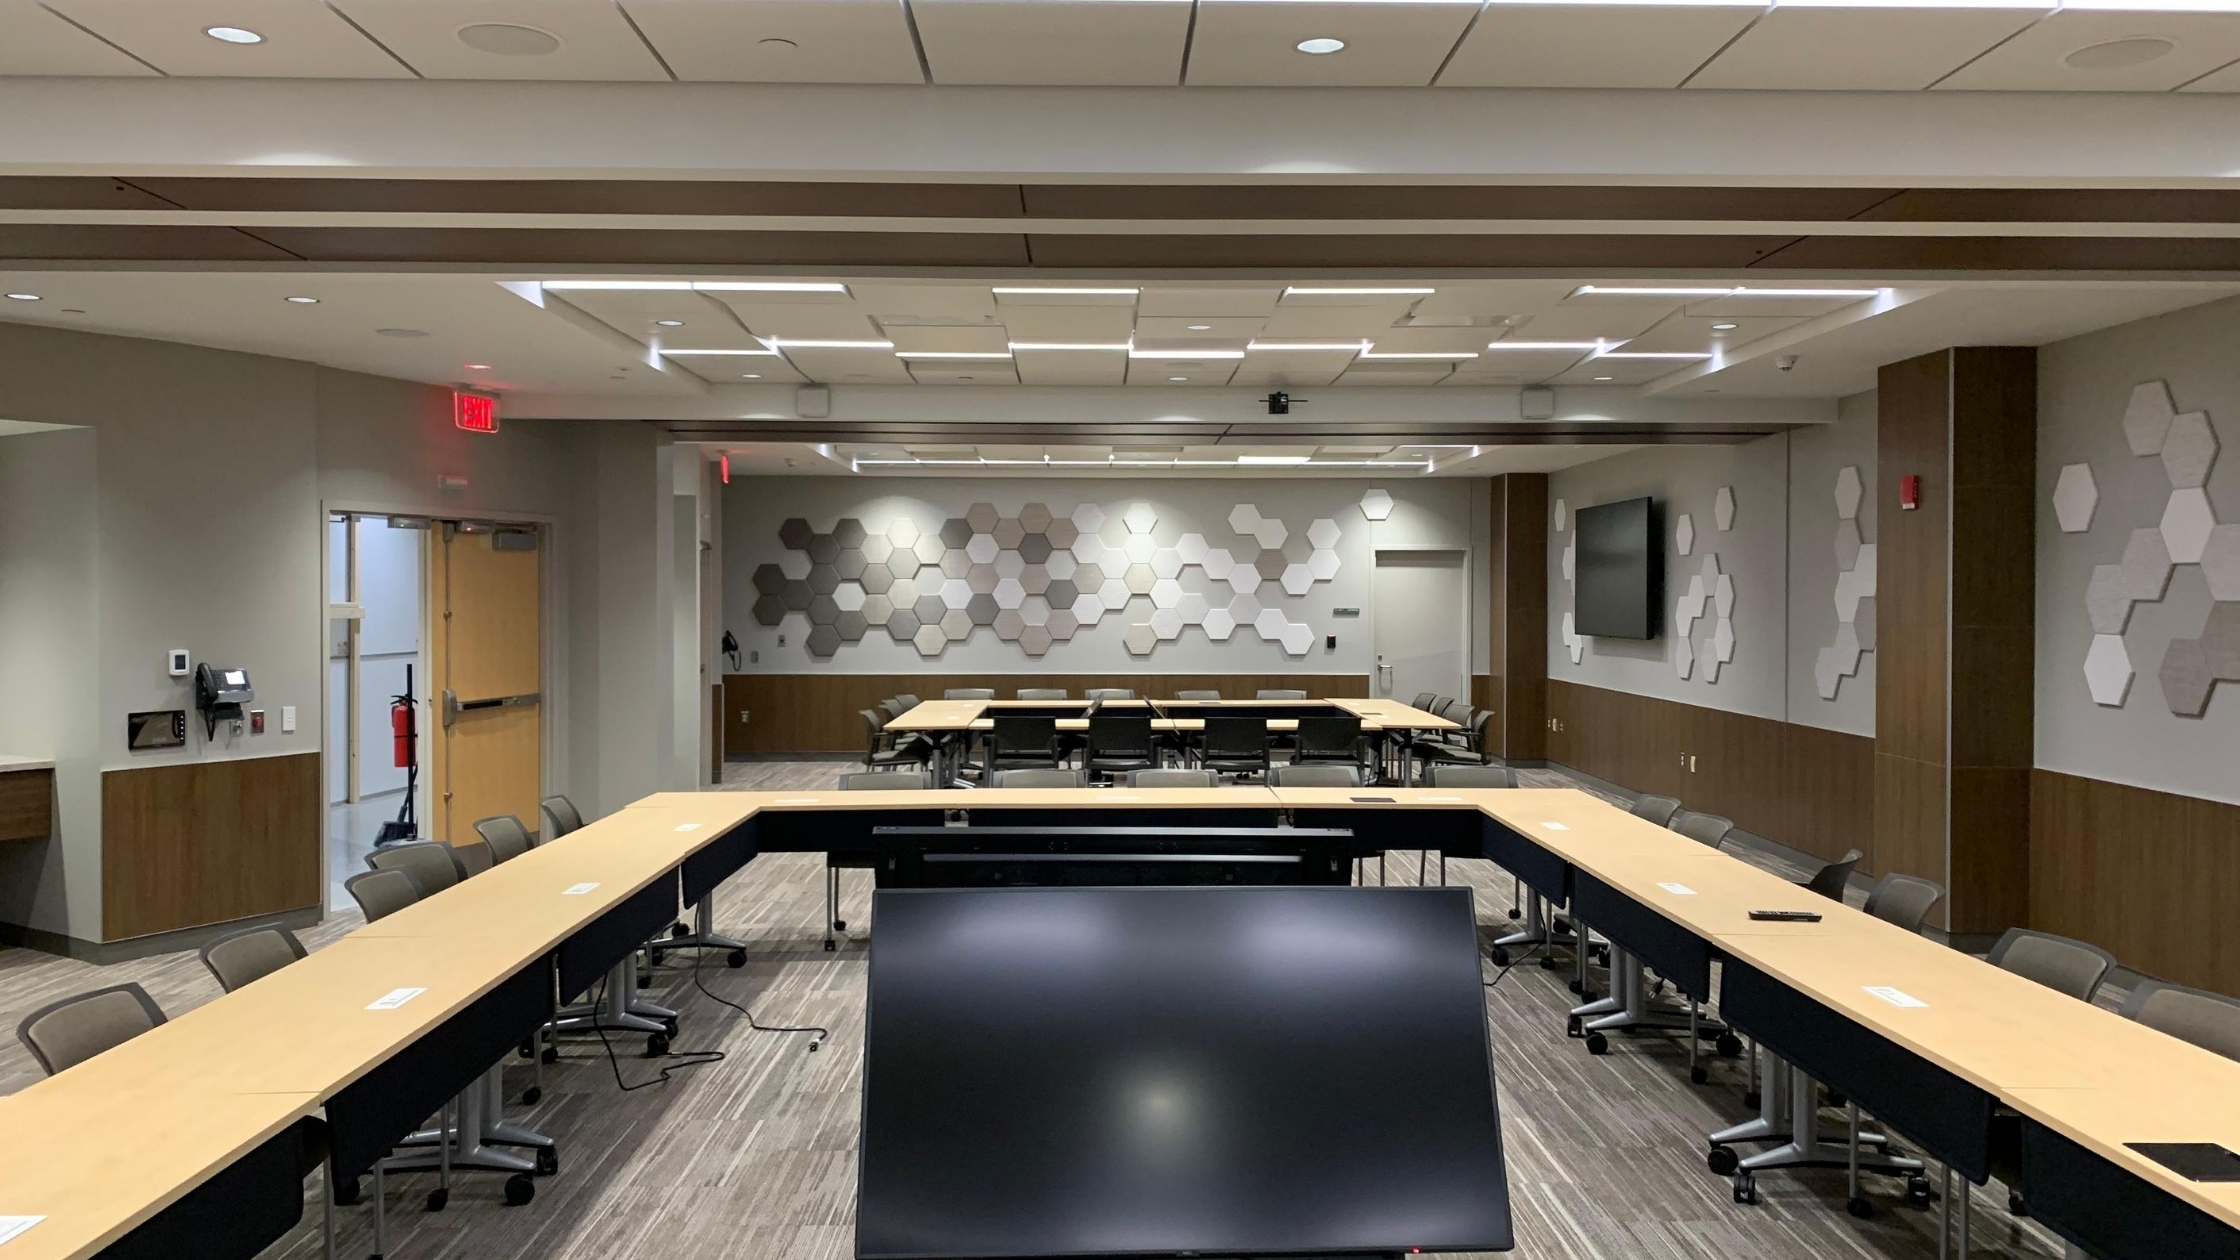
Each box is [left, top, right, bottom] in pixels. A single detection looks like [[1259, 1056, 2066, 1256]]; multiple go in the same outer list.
[[2037, 295, 2240, 803], [1788, 390, 1879, 736]]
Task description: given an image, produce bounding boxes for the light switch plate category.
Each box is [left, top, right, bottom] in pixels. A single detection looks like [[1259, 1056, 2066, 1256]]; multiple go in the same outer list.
[[281, 706, 297, 734], [167, 648, 190, 677]]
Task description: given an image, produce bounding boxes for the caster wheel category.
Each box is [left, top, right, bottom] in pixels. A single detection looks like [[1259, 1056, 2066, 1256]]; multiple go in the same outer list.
[[1690, 1065, 1709, 1085], [663, 1016, 681, 1038], [823, 939, 836, 953], [541, 1047, 559, 1065], [637, 972, 652, 990], [1906, 1175, 1934, 1209], [1489, 947, 1509, 968], [1707, 1146, 1739, 1176], [1715, 1031, 1743, 1058], [517, 1040, 535, 1060], [647, 948, 664, 968], [521, 1086, 542, 1107], [1732, 1173, 1758, 1205], [504, 1175, 535, 1207], [1584, 1031, 1609, 1056], [1539, 955, 1557, 970], [834, 918, 849, 932], [1743, 1091, 1761, 1110], [671, 923, 690, 939], [1847, 1197, 1875, 1220], [646, 1032, 670, 1058], [1566, 1014, 1584, 1039], [2008, 1191, 2028, 1217], [1507, 908, 1521, 920], [334, 1176, 362, 1207], [426, 1188, 449, 1213], [1567, 979, 1586, 995], [535, 1147, 559, 1176], [727, 949, 746, 968]]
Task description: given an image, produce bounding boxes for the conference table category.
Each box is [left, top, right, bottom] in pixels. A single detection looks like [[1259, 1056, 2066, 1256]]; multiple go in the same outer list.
[[4, 786, 2236, 1260]]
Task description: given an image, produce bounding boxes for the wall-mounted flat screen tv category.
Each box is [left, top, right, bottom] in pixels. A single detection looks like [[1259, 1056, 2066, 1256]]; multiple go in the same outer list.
[[1575, 496, 1661, 639]]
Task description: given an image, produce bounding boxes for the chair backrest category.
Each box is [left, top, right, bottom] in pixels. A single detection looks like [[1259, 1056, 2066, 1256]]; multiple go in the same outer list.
[[1862, 873, 1944, 934], [199, 924, 307, 993], [15, 983, 167, 1076], [1802, 848, 1863, 901], [990, 714, 1058, 761], [452, 839, 496, 878], [1988, 928, 2118, 1002], [1410, 692, 1437, 710], [944, 688, 995, 700], [1256, 689, 1308, 700], [893, 693, 921, 710], [1174, 689, 1222, 701], [1430, 697, 1460, 718], [1630, 794, 1683, 827], [1016, 688, 1068, 700], [473, 814, 536, 863], [1202, 715, 1270, 760], [839, 770, 935, 790], [877, 698, 907, 724], [1086, 713, 1154, 759], [861, 708, 890, 751], [992, 768, 1089, 788], [541, 794, 586, 838], [1270, 764, 1363, 788], [345, 868, 422, 923], [366, 840, 461, 896], [1671, 810, 1735, 850], [1128, 768, 1219, 788], [2122, 980, 2240, 1063], [1296, 714, 1363, 758], [1085, 688, 1135, 701], [1427, 764, 1517, 788]]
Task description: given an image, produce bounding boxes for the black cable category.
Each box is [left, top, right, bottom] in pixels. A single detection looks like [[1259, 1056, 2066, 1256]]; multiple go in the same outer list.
[[668, 941, 831, 1050], [579, 972, 724, 1093], [1482, 941, 1550, 992]]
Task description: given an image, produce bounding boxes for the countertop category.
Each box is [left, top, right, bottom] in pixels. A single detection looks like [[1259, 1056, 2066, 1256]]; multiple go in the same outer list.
[[0, 755, 55, 774]]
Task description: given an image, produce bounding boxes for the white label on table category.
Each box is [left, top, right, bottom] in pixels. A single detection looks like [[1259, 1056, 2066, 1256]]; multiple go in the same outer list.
[[1540, 821, 1570, 831], [0, 1218, 45, 1245], [1864, 986, 1928, 1008], [366, 987, 426, 1011], [673, 822, 702, 832], [1419, 795, 1464, 803], [1657, 882, 1697, 895], [562, 882, 600, 896]]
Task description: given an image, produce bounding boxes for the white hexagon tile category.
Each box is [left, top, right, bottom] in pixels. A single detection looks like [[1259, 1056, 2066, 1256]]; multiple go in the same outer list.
[[1817, 465, 1877, 700], [2084, 634, 2135, 707], [1360, 489, 1394, 521], [2053, 464, 2099, 533], [2162, 488, 2216, 564], [1554, 499, 1569, 533], [1675, 514, 1695, 557], [1714, 486, 1736, 532]]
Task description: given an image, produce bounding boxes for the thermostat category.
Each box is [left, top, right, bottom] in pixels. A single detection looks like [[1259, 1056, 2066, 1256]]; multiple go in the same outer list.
[[167, 649, 190, 678]]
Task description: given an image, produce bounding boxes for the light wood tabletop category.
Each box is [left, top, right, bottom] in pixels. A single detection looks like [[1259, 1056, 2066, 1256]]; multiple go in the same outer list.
[[2004, 1084, 2240, 1228], [885, 697, 1460, 733]]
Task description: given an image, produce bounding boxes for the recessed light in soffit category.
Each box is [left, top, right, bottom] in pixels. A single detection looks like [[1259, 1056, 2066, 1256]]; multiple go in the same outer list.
[[376, 328, 429, 338], [1296, 37, 1347, 54], [204, 26, 262, 44], [457, 24, 564, 56], [2064, 37, 2175, 68]]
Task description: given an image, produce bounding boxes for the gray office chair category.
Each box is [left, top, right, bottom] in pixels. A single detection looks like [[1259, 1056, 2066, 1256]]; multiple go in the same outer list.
[[991, 768, 1089, 788], [1410, 692, 1438, 710], [200, 923, 309, 993], [1199, 715, 1271, 780], [2123, 980, 2240, 1062], [1862, 873, 1944, 934], [452, 839, 496, 879], [1174, 689, 1222, 701], [1671, 810, 1736, 850], [1800, 848, 1863, 901], [1256, 688, 1309, 700], [15, 983, 167, 1075], [1428, 764, 1517, 788], [1630, 794, 1683, 828], [1085, 688, 1135, 701], [893, 693, 922, 711], [1988, 928, 2118, 1002], [366, 839, 461, 897], [838, 769, 935, 790], [861, 709, 935, 771], [1269, 764, 1362, 787], [1084, 713, 1158, 781], [944, 688, 995, 700], [541, 794, 586, 838], [877, 697, 909, 725], [473, 814, 536, 864], [1017, 688, 1069, 700], [1415, 710, 1499, 772], [345, 868, 420, 923], [1128, 768, 1218, 788]]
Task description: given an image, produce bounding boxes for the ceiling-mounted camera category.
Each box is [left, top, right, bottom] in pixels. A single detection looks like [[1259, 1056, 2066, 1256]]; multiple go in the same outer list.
[[1265, 392, 1305, 415], [1776, 355, 1800, 373]]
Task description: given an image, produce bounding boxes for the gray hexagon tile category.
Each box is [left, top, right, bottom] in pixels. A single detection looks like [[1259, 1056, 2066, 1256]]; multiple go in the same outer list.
[[2202, 602, 2240, 680], [1020, 596, 1051, 626], [967, 564, 1001, 595], [994, 550, 1026, 579], [1814, 648, 1842, 700], [1676, 513, 1695, 557], [2085, 565, 2133, 635], [780, 578, 814, 611], [1360, 489, 1393, 521], [778, 518, 814, 551], [1228, 593, 1261, 626], [1281, 534, 1313, 564], [1854, 598, 1876, 652], [1835, 466, 1862, 521], [1047, 610, 1080, 642], [1020, 565, 1052, 596], [808, 594, 839, 625], [941, 609, 972, 641], [752, 563, 787, 594], [886, 547, 922, 582], [752, 593, 786, 626], [1228, 504, 1261, 536], [886, 607, 921, 641], [805, 533, 839, 564], [807, 565, 839, 595], [861, 594, 894, 627], [831, 518, 866, 549], [1832, 621, 1862, 675], [1307, 549, 1340, 580], [1177, 591, 1211, 624], [2053, 464, 2099, 533], [1123, 623, 1156, 656], [836, 610, 868, 642], [1045, 518, 1079, 550], [1149, 578, 1183, 608], [964, 502, 1000, 533], [806, 624, 841, 657], [860, 534, 894, 565], [937, 549, 970, 579], [1203, 608, 1237, 640], [1017, 503, 1054, 533], [859, 562, 895, 594], [886, 518, 919, 548], [2123, 380, 2178, 456], [1045, 550, 1077, 582], [930, 518, 968, 551], [835, 549, 867, 581], [1019, 625, 1053, 657], [1125, 502, 1158, 534], [2120, 528, 2175, 599], [1150, 608, 1184, 641], [887, 577, 921, 610], [1252, 516, 1288, 550], [2163, 488, 2217, 564], [916, 594, 948, 626], [2205, 526, 2240, 600], [993, 609, 1026, 641], [968, 593, 1001, 625], [914, 624, 947, 657], [992, 517, 1026, 549], [1714, 486, 1735, 532], [2163, 413, 2219, 489], [1202, 548, 1235, 579], [1255, 548, 1288, 580], [1071, 503, 1105, 534], [2160, 638, 2215, 717], [1018, 534, 1052, 565], [1307, 518, 1341, 549], [2084, 633, 2133, 706], [1674, 634, 1695, 680], [1835, 518, 1862, 571]]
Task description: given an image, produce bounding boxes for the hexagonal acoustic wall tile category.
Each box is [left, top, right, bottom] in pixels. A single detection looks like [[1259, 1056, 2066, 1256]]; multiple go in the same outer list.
[[1253, 517, 1288, 550], [964, 534, 998, 565], [1124, 502, 1158, 534], [861, 594, 894, 627], [2160, 638, 2215, 717], [753, 563, 787, 594], [1124, 563, 1157, 595], [993, 609, 1026, 641], [2202, 602, 2240, 680], [888, 577, 921, 610], [806, 534, 840, 565], [835, 549, 867, 581], [2124, 380, 2178, 456], [1713, 617, 1736, 664], [2164, 488, 2217, 564], [1562, 611, 1583, 664], [2052, 463, 2099, 533], [1045, 551, 1077, 582], [1072, 561, 1104, 592], [1176, 533, 1209, 565], [1835, 518, 1863, 572], [1835, 568, 1865, 623], [1360, 489, 1394, 522], [836, 610, 868, 642], [886, 518, 919, 548], [1177, 591, 1211, 624], [781, 578, 814, 612], [1047, 610, 1080, 642], [1814, 648, 1843, 700], [1228, 569, 1261, 598], [778, 518, 814, 551], [1835, 466, 1862, 522], [1151, 608, 1184, 640], [1307, 518, 1341, 549], [2086, 565, 2133, 635], [861, 534, 894, 566], [914, 624, 947, 657], [1676, 514, 1695, 557], [1832, 621, 1862, 676], [1307, 550, 1340, 581], [1561, 536, 1575, 582], [1122, 533, 1159, 563], [831, 518, 866, 549], [938, 549, 970, 579], [1854, 598, 1876, 652], [1022, 596, 1053, 626], [1852, 546, 1877, 595], [1021, 565, 1051, 596], [1202, 548, 1235, 580], [1150, 578, 1183, 608], [1072, 503, 1105, 534], [1046, 518, 1079, 550], [1124, 623, 1157, 656], [1714, 573, 1736, 618], [1018, 534, 1053, 566], [1674, 634, 1695, 680], [834, 582, 866, 613], [885, 549, 921, 583], [2084, 633, 2134, 707], [808, 594, 839, 625], [1228, 593, 1261, 626], [1281, 564, 1313, 596], [1071, 534, 1105, 567], [941, 609, 972, 641], [808, 565, 840, 595], [753, 593, 786, 626], [1203, 608, 1237, 640], [2120, 528, 2175, 600], [995, 550, 1026, 579], [806, 624, 842, 657], [859, 563, 895, 595], [1017, 503, 1054, 533], [1714, 486, 1735, 532], [914, 533, 947, 566], [940, 518, 974, 549], [1254, 608, 1288, 641], [1151, 548, 1184, 579], [1071, 593, 1104, 625], [940, 578, 973, 610], [886, 608, 921, 641], [1099, 578, 1132, 611], [1282, 534, 1313, 564], [2205, 526, 2240, 601], [1255, 549, 1288, 580], [992, 517, 1026, 550], [962, 502, 998, 533], [916, 594, 947, 626], [2163, 413, 2220, 489], [1229, 504, 1261, 536], [1019, 625, 1054, 657], [994, 578, 1026, 609], [968, 593, 1002, 625], [1281, 624, 1315, 657]]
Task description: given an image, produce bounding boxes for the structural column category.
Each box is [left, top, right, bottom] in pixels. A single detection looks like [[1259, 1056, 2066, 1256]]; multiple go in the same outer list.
[[1487, 473, 1549, 763], [1875, 348, 2037, 935]]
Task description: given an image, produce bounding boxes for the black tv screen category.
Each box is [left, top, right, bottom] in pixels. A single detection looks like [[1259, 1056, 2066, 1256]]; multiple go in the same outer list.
[[1575, 496, 1661, 639]]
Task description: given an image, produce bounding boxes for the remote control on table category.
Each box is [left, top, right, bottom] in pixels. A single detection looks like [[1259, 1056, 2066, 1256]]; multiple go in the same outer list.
[[1747, 909, 1824, 922]]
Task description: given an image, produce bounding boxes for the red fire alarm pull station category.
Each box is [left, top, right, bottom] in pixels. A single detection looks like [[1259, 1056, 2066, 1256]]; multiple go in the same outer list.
[[454, 391, 499, 434], [1900, 474, 1921, 511]]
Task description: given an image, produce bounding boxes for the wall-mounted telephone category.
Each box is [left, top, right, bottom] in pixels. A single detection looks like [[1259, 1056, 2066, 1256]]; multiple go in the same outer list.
[[722, 630, 742, 671], [195, 663, 253, 740]]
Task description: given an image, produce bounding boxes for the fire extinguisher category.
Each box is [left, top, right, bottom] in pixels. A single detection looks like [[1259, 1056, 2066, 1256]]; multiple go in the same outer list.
[[392, 694, 416, 769], [375, 663, 421, 845]]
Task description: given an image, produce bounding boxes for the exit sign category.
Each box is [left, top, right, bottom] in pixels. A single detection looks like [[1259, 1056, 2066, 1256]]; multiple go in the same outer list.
[[454, 391, 499, 434]]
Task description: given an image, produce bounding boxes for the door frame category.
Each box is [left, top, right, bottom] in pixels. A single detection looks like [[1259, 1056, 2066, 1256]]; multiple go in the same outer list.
[[1368, 545, 1474, 703], [317, 497, 563, 914]]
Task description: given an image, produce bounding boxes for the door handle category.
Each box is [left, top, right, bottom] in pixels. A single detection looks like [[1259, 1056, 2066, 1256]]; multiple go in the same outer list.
[[441, 689, 541, 727]]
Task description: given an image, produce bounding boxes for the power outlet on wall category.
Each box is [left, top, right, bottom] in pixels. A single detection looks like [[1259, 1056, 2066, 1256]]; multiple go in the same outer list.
[[739, 711, 750, 724]]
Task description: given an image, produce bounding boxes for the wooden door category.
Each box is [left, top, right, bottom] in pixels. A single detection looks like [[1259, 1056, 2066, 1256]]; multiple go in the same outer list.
[[428, 526, 542, 843]]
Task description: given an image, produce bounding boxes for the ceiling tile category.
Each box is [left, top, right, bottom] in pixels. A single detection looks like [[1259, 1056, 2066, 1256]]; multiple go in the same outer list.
[[708, 358, 807, 384], [908, 362, 1021, 384], [916, 0, 1191, 84], [332, 0, 670, 79], [1016, 349, 1128, 385], [1135, 315, 1268, 340], [887, 326, 1010, 352], [999, 305, 1137, 341], [622, 0, 923, 82], [1936, 10, 2240, 92], [782, 347, 913, 383], [1523, 303, 1678, 340], [1691, 6, 2038, 91], [1682, 293, 1870, 318], [1406, 280, 1577, 318], [1550, 357, 1680, 385], [852, 283, 1001, 321], [1463, 347, 1597, 378], [1362, 327, 1490, 354], [718, 302, 885, 340], [0, 0, 154, 73], [1185, 0, 1479, 86], [1617, 313, 1800, 354], [1238, 348, 1361, 380], [1259, 306, 1402, 338], [1339, 361, 1455, 385], [48, 0, 410, 76], [1136, 286, 1284, 317], [1439, 3, 1758, 88], [1126, 358, 1239, 385], [1231, 365, 1350, 387]]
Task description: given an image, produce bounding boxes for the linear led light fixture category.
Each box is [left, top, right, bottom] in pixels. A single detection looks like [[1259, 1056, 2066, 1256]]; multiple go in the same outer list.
[[1360, 351, 1479, 360], [895, 351, 1014, 359], [768, 339, 894, 350], [1485, 340, 1607, 350], [1247, 341, 1369, 353], [1237, 455, 1314, 465], [661, 347, 781, 356], [1009, 341, 1132, 351], [1283, 286, 1436, 296], [539, 280, 850, 293], [1572, 285, 1881, 298], [1129, 348, 1247, 359], [1595, 351, 1712, 360], [992, 287, 1140, 296]]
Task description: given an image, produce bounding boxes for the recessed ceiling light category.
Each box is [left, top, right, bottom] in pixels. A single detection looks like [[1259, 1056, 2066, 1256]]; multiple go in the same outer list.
[[742, 374, 762, 379], [1169, 376, 1188, 382], [896, 351, 1013, 360], [1187, 324, 1212, 331], [375, 328, 428, 338], [1485, 340, 1603, 350], [1593, 376, 1614, 382], [5, 292, 40, 301], [467, 364, 492, 370], [204, 26, 263, 44], [457, 23, 561, 56], [655, 319, 683, 327], [769, 339, 893, 350], [1010, 341, 1130, 352], [1296, 37, 1347, 54], [1284, 286, 1435, 296], [284, 295, 319, 305], [2064, 36, 2175, 68], [1711, 322, 1738, 330]]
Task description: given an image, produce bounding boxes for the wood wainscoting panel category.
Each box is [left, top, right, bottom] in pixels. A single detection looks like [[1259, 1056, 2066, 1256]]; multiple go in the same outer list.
[[1548, 680, 1874, 868], [2031, 769, 2240, 995], [723, 674, 1374, 754], [101, 753, 321, 941], [1491, 473, 1548, 761], [0, 769, 53, 843]]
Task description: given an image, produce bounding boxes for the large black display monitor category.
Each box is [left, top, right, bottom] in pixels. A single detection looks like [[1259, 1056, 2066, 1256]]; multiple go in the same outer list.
[[857, 885, 1513, 1258], [1575, 495, 1662, 639]]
